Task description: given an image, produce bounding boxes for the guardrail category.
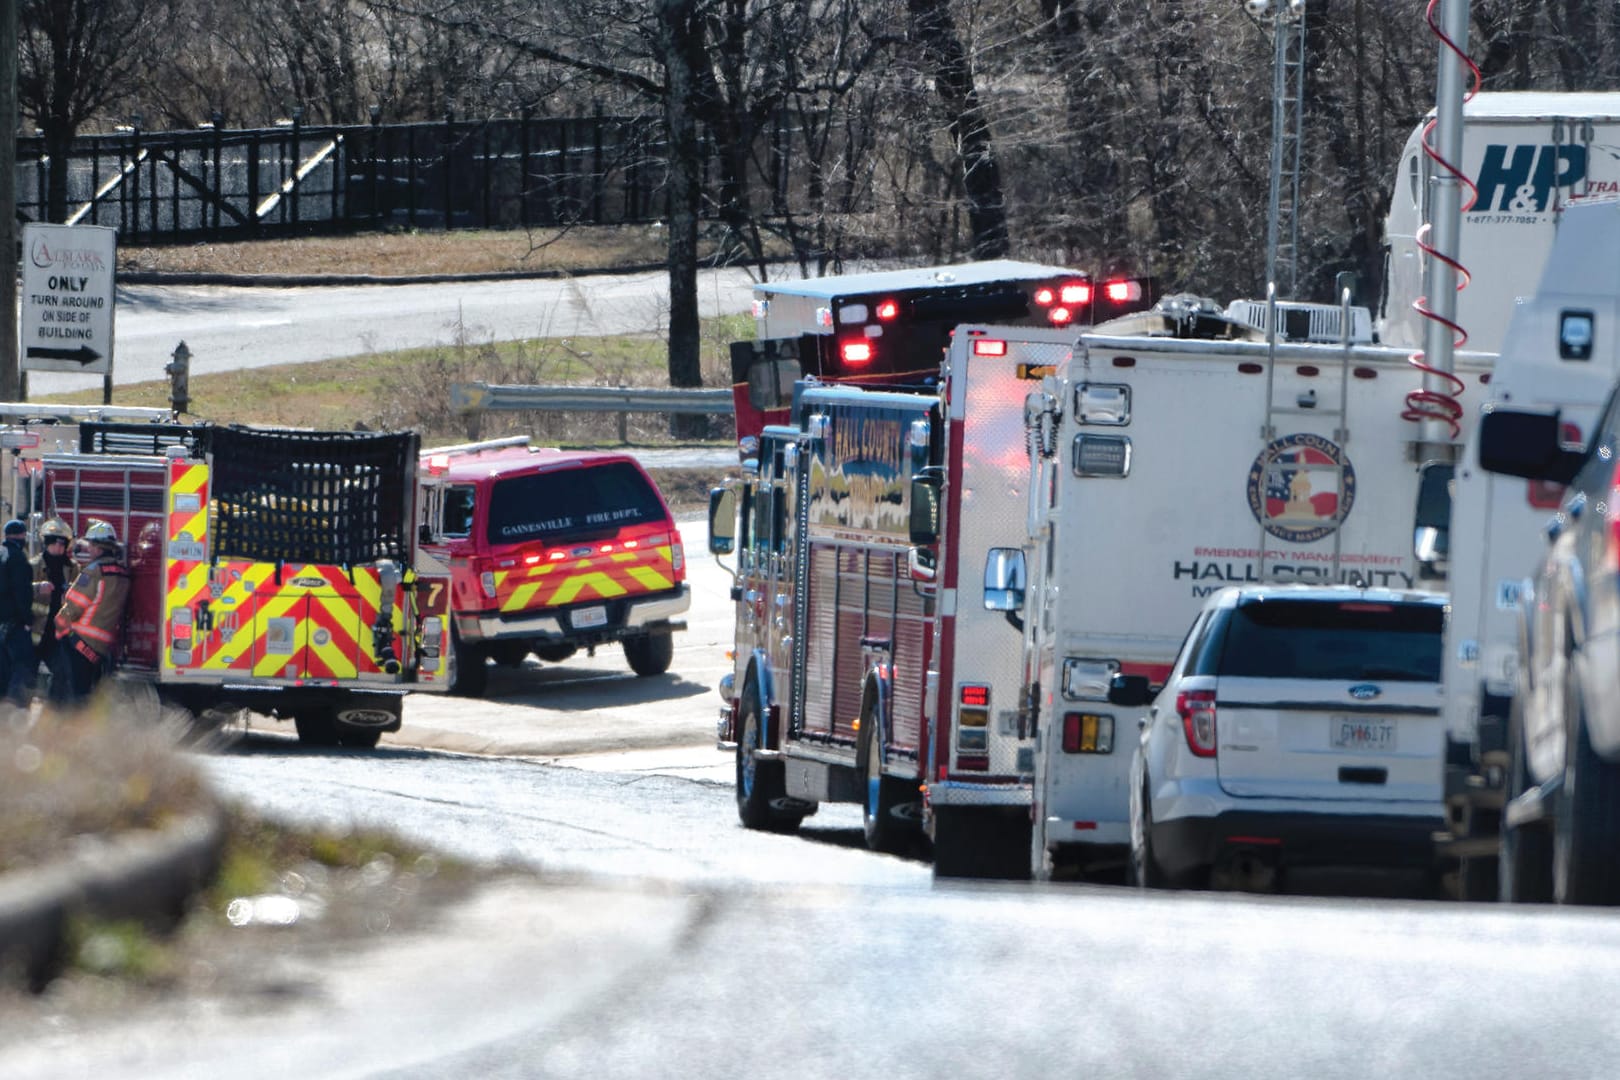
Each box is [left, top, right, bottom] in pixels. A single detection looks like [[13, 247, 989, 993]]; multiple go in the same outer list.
[[450, 382, 734, 441]]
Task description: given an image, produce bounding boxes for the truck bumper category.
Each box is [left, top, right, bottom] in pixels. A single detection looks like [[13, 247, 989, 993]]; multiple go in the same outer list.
[[927, 780, 1032, 808], [461, 585, 690, 643]]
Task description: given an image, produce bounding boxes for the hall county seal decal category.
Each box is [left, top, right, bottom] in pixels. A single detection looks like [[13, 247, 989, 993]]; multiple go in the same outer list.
[[1246, 432, 1356, 543]]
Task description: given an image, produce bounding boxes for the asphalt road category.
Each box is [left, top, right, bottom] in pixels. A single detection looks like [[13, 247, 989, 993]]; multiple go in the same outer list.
[[26, 266, 764, 396]]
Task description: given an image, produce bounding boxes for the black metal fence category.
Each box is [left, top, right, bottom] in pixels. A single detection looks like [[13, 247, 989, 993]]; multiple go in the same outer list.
[[13, 113, 714, 244]]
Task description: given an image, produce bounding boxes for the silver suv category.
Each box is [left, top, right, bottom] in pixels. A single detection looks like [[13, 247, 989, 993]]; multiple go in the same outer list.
[[1122, 584, 1447, 892]]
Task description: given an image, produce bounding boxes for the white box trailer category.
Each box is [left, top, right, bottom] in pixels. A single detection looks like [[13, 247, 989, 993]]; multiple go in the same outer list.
[[1382, 91, 1620, 356], [1013, 314, 1492, 880]]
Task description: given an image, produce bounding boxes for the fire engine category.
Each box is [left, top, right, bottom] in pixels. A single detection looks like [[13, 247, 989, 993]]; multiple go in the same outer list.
[[1010, 299, 1492, 881], [2, 407, 450, 745], [730, 260, 1157, 444], [709, 326, 1077, 878]]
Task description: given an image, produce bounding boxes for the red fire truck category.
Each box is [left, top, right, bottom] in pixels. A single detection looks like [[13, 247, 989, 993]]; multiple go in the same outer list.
[[709, 326, 1081, 877], [3, 409, 450, 745], [729, 260, 1157, 444]]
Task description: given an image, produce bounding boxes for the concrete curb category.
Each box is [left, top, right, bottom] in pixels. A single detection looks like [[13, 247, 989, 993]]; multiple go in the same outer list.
[[0, 809, 227, 993]]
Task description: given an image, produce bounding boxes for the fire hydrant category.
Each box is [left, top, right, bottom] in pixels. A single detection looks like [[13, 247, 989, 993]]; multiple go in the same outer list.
[[165, 341, 191, 416]]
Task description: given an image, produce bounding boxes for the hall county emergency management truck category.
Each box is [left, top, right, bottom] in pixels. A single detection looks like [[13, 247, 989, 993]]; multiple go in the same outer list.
[[1006, 300, 1491, 880], [710, 326, 1081, 878]]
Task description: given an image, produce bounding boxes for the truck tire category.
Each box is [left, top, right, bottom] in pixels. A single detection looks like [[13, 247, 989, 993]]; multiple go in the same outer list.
[[932, 808, 1031, 881], [861, 710, 911, 855], [449, 627, 488, 698], [1501, 708, 1553, 903], [736, 682, 801, 833], [488, 641, 531, 667], [294, 709, 340, 746], [623, 630, 674, 677], [533, 643, 578, 663], [1554, 669, 1620, 905]]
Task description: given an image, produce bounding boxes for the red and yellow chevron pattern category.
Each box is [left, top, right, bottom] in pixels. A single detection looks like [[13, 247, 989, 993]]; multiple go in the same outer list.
[[492, 542, 678, 613]]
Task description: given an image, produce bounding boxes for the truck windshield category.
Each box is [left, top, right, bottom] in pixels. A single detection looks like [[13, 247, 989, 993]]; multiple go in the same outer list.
[[1217, 599, 1443, 682], [486, 462, 665, 545]]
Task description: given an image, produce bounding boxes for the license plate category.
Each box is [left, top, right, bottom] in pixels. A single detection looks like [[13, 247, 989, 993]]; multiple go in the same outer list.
[[572, 605, 608, 630], [1331, 716, 1395, 752]]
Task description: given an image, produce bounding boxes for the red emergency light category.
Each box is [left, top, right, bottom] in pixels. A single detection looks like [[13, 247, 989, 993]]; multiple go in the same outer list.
[[875, 298, 900, 321], [972, 339, 1008, 357], [1060, 283, 1092, 305], [1048, 306, 1074, 326], [1033, 287, 1056, 306], [960, 684, 990, 707], [840, 340, 874, 365], [1105, 279, 1143, 304]]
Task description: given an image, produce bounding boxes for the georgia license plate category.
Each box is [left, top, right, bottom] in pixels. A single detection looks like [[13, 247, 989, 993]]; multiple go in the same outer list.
[[1331, 716, 1395, 752], [572, 605, 608, 630]]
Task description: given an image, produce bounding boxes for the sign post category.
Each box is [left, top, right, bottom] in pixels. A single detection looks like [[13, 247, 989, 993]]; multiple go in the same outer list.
[[19, 224, 117, 403]]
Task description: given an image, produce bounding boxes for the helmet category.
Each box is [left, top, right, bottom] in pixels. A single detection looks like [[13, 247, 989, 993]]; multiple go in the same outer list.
[[83, 519, 119, 547], [40, 518, 72, 543], [3, 519, 25, 538]]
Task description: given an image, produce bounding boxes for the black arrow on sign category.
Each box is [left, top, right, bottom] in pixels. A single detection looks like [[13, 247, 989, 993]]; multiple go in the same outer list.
[[25, 345, 103, 366]]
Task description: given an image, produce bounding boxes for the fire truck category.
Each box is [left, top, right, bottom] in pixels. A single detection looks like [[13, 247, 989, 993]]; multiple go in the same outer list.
[[1008, 300, 1493, 880], [709, 326, 1077, 878], [730, 260, 1157, 444], [3, 407, 451, 745]]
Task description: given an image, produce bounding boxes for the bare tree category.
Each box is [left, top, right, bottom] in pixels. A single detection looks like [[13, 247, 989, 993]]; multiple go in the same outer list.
[[17, 0, 178, 220]]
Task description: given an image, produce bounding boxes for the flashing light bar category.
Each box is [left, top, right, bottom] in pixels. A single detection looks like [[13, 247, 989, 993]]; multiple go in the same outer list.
[[841, 340, 874, 364], [973, 339, 1008, 357], [1105, 280, 1143, 304]]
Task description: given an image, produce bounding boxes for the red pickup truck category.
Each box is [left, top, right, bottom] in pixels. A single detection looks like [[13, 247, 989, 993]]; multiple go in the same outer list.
[[420, 438, 689, 696]]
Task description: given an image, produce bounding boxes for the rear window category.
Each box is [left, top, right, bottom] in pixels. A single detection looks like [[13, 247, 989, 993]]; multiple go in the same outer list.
[[486, 462, 666, 545], [1215, 599, 1443, 682]]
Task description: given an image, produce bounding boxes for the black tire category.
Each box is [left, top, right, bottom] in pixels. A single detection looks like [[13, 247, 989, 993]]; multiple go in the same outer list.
[[1129, 776, 1169, 889], [932, 807, 1031, 881], [624, 630, 674, 677], [449, 627, 488, 698], [736, 684, 800, 833], [487, 641, 531, 667], [861, 710, 910, 854], [1554, 665, 1620, 905], [337, 727, 382, 749], [533, 643, 578, 663], [1501, 701, 1553, 904], [293, 709, 340, 746]]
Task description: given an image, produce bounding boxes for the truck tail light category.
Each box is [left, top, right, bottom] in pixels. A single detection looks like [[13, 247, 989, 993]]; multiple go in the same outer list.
[[480, 571, 497, 599], [1048, 306, 1074, 326], [972, 339, 1007, 357], [841, 340, 873, 365], [957, 684, 989, 751], [672, 535, 685, 573], [170, 607, 193, 663], [1033, 287, 1056, 306], [420, 616, 443, 671], [1062, 712, 1114, 754], [1104, 279, 1142, 304], [1177, 690, 1217, 757], [875, 298, 899, 320], [1060, 282, 1092, 305]]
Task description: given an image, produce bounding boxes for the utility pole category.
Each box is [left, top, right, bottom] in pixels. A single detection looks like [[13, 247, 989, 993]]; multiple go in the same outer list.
[[1, 0, 19, 400]]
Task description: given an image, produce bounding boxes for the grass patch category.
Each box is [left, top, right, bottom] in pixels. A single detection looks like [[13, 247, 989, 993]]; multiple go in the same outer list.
[[52, 313, 757, 449]]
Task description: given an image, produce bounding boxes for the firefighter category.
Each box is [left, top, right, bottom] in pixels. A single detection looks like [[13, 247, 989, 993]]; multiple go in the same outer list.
[[48, 520, 130, 709], [30, 518, 75, 686], [0, 520, 36, 706]]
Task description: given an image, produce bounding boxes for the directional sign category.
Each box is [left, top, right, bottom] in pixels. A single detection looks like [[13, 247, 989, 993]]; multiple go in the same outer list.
[[20, 224, 117, 376]]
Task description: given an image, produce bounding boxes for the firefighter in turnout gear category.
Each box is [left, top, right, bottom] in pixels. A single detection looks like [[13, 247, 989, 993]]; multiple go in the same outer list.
[[0, 520, 37, 706], [49, 520, 130, 709], [31, 518, 74, 684]]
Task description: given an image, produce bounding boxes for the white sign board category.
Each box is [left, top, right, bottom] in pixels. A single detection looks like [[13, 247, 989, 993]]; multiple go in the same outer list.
[[20, 223, 116, 375]]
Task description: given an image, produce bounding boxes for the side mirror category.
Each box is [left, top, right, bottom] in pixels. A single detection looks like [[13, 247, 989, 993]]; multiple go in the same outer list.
[[909, 477, 940, 546], [1107, 674, 1154, 708], [1478, 408, 1584, 484], [983, 547, 1027, 611], [708, 486, 738, 555], [1412, 460, 1453, 581]]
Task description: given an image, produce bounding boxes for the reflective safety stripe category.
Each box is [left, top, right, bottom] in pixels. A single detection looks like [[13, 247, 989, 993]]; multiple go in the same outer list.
[[491, 544, 677, 614]]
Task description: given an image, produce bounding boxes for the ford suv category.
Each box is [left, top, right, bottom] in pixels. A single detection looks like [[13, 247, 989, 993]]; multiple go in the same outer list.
[[1119, 585, 1447, 892], [421, 438, 689, 696]]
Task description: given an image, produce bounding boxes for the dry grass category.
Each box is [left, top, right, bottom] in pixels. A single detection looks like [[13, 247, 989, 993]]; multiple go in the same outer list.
[[119, 224, 697, 278], [0, 699, 213, 875]]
